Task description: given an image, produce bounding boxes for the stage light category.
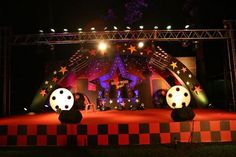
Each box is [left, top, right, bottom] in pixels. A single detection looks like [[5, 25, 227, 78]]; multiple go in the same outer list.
[[91, 27, 95, 31], [98, 41, 108, 52], [63, 28, 68, 32], [109, 99, 113, 104], [154, 26, 158, 30], [24, 108, 28, 111], [78, 28, 82, 31], [126, 26, 131, 30], [39, 29, 44, 33], [139, 25, 144, 29], [185, 25, 190, 29], [113, 26, 118, 30], [138, 41, 144, 48], [44, 105, 49, 108], [104, 27, 108, 30], [50, 28, 55, 33], [166, 25, 172, 30]]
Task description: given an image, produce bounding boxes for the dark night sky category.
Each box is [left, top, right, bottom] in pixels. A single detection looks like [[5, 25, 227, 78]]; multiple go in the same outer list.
[[1, 0, 236, 113], [1, 0, 236, 33]]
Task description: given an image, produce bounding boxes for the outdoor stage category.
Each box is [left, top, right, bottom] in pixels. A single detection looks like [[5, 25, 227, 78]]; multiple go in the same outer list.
[[0, 108, 236, 147]]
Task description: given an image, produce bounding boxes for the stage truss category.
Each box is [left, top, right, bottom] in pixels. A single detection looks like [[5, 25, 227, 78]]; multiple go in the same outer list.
[[1, 21, 235, 116], [13, 29, 228, 45]]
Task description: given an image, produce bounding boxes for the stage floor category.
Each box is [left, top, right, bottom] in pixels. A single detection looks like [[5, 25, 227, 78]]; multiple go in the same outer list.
[[0, 108, 236, 125], [1, 108, 236, 146]]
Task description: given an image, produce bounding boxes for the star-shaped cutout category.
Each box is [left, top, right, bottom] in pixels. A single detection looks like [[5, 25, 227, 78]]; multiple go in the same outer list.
[[127, 45, 137, 54], [89, 49, 96, 56], [170, 62, 178, 70], [40, 89, 47, 97], [52, 77, 58, 82], [181, 67, 187, 73], [59, 66, 68, 75], [99, 54, 138, 89], [194, 85, 202, 94]]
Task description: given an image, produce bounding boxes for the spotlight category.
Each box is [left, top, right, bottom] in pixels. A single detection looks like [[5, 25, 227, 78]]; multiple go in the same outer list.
[[104, 27, 108, 30], [185, 25, 190, 29], [109, 99, 113, 104], [139, 25, 144, 30], [39, 29, 44, 33], [138, 41, 144, 48], [126, 26, 131, 30], [113, 26, 118, 30], [154, 26, 158, 30], [63, 28, 68, 32], [91, 27, 95, 31], [166, 25, 172, 30], [98, 41, 108, 52], [24, 108, 28, 111], [50, 28, 55, 33], [78, 28, 82, 32]]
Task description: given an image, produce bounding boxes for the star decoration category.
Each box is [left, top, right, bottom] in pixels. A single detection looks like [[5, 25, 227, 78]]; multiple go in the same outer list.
[[59, 66, 68, 75], [144, 47, 152, 55], [127, 45, 137, 54], [115, 44, 121, 51], [99, 54, 138, 89], [120, 101, 126, 106], [52, 77, 58, 82], [194, 85, 202, 94], [40, 89, 47, 97], [181, 67, 187, 73], [170, 62, 178, 70], [89, 49, 96, 56]]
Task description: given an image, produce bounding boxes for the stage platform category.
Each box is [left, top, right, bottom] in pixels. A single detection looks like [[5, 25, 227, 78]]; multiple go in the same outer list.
[[1, 108, 236, 146]]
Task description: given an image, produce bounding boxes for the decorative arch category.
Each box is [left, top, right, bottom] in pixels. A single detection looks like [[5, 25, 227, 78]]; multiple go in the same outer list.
[[30, 42, 208, 112]]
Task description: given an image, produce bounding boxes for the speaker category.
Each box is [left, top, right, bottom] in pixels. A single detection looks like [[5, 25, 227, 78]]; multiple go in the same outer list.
[[171, 107, 195, 122], [58, 110, 83, 124]]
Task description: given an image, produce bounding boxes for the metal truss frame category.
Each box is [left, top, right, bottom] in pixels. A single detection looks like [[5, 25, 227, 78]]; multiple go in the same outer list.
[[13, 29, 229, 45]]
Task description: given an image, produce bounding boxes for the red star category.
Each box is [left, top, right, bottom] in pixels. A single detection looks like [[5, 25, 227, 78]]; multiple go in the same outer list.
[[40, 89, 47, 97], [89, 49, 96, 56], [52, 77, 58, 82], [115, 44, 121, 51], [144, 47, 152, 55], [194, 85, 202, 94], [59, 66, 68, 75]]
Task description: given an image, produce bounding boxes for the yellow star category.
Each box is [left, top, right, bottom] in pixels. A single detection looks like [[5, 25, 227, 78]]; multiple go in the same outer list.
[[59, 66, 68, 75], [170, 62, 178, 70], [40, 89, 47, 97], [127, 45, 137, 54]]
